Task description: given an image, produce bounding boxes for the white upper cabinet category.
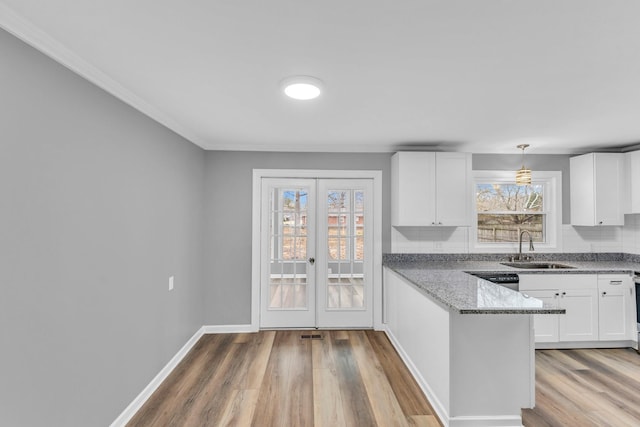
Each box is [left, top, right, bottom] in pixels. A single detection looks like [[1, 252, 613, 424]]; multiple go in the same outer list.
[[391, 152, 471, 227], [626, 150, 640, 214], [570, 153, 625, 226], [435, 153, 472, 226]]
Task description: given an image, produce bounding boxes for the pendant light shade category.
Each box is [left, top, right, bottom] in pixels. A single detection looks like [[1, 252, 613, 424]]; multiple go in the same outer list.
[[516, 144, 532, 185]]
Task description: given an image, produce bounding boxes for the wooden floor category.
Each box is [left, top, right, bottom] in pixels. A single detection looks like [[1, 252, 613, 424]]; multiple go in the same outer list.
[[523, 348, 640, 426], [127, 330, 441, 427], [127, 331, 640, 427]]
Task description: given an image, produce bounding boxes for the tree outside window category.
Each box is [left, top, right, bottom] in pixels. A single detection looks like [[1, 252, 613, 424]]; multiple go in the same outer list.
[[476, 183, 545, 243]]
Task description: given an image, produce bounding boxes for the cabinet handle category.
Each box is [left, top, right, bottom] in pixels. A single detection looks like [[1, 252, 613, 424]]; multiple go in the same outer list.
[[561, 291, 567, 297], [432, 221, 436, 225], [438, 221, 443, 225], [609, 280, 623, 286], [554, 292, 560, 297], [602, 291, 607, 297], [598, 221, 604, 225]]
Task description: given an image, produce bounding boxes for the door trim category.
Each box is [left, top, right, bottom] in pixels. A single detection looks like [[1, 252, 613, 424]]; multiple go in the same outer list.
[[251, 169, 383, 331]]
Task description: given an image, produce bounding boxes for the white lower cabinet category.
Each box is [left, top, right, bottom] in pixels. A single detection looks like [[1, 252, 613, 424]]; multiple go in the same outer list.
[[559, 289, 599, 342], [598, 275, 636, 341], [523, 290, 560, 342], [384, 268, 535, 425], [521, 275, 598, 343], [525, 289, 599, 342], [521, 273, 637, 347]]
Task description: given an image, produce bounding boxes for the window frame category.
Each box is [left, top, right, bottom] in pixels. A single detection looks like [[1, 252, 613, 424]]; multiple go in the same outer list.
[[471, 170, 562, 253]]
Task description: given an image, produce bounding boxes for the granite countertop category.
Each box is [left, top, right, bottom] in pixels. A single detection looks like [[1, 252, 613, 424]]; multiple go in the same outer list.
[[384, 260, 640, 275], [383, 253, 640, 315]]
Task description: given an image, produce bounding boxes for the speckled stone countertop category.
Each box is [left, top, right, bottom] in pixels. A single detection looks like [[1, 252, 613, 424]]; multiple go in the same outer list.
[[383, 253, 640, 315]]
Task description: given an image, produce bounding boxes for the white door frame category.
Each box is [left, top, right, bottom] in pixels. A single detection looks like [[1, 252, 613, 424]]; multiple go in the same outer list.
[[251, 169, 383, 331]]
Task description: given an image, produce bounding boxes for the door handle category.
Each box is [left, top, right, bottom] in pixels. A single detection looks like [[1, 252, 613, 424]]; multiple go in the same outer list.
[[308, 257, 315, 265]]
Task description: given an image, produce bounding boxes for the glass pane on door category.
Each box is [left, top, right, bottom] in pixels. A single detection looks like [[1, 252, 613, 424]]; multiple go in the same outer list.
[[268, 188, 309, 310], [326, 189, 365, 310]]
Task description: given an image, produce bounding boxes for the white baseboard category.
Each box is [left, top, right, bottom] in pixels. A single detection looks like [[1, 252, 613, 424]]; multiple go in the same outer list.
[[382, 327, 449, 425], [535, 340, 637, 350], [110, 326, 206, 427], [202, 324, 256, 333], [448, 415, 524, 427], [110, 324, 257, 426]]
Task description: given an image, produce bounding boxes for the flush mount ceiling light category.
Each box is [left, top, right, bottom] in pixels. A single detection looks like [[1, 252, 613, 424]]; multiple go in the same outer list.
[[516, 144, 532, 185], [281, 76, 323, 100]]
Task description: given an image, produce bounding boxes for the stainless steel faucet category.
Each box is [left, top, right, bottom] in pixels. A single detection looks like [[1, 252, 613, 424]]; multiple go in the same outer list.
[[517, 230, 535, 261]]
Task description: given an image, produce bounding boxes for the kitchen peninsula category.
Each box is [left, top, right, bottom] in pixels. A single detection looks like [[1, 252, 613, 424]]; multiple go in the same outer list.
[[382, 253, 640, 427]]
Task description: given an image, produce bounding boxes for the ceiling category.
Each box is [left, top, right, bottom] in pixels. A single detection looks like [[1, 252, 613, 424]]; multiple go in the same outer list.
[[2, 1, 640, 154]]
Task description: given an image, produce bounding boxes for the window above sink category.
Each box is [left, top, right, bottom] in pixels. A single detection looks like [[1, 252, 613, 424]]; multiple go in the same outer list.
[[471, 171, 562, 254]]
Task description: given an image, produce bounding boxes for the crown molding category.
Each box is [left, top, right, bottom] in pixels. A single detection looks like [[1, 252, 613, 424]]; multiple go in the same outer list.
[[203, 140, 397, 153], [0, 3, 208, 149]]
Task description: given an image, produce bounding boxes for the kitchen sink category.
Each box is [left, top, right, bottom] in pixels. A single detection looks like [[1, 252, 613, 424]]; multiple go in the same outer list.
[[500, 262, 576, 269]]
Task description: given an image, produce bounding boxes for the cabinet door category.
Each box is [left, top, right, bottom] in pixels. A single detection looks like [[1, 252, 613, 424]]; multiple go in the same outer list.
[[559, 289, 599, 341], [391, 152, 435, 226], [524, 290, 559, 343], [435, 152, 470, 226], [593, 154, 624, 225], [628, 151, 640, 213], [570, 153, 624, 226], [628, 284, 638, 341], [598, 276, 634, 341], [599, 288, 628, 340], [570, 154, 595, 226]]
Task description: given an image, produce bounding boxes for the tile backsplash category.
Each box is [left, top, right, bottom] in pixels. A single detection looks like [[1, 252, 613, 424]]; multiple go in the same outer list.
[[562, 225, 623, 253], [392, 226, 469, 253], [623, 214, 640, 254], [391, 215, 640, 255]]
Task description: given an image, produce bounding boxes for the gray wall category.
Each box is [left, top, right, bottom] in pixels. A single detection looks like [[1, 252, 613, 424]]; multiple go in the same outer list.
[[203, 151, 391, 325], [473, 154, 571, 224], [203, 152, 571, 325], [0, 30, 205, 426], [0, 22, 577, 424]]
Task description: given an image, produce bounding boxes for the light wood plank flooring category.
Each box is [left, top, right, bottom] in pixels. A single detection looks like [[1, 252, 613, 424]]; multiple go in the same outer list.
[[523, 348, 640, 426], [127, 330, 441, 427], [127, 331, 640, 427]]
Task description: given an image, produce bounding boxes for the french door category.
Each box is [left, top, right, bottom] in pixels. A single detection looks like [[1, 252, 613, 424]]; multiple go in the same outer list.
[[260, 178, 373, 328]]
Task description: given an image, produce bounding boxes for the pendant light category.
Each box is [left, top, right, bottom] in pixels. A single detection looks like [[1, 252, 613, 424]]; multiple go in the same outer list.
[[515, 144, 532, 185]]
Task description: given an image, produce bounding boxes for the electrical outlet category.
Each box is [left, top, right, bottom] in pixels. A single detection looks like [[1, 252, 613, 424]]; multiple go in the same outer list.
[[169, 275, 174, 291]]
